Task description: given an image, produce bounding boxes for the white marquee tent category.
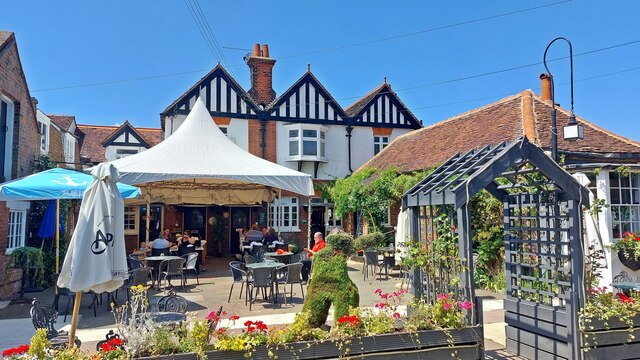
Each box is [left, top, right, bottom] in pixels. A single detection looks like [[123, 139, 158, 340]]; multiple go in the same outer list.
[[107, 98, 314, 204]]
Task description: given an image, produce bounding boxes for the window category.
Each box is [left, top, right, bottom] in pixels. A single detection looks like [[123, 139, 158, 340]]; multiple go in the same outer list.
[[115, 149, 138, 159], [124, 206, 138, 235], [610, 171, 640, 239], [0, 98, 14, 181], [382, 203, 391, 226], [269, 197, 299, 232], [38, 121, 49, 153], [7, 209, 26, 251], [63, 134, 75, 164], [374, 136, 389, 155], [286, 124, 327, 161]]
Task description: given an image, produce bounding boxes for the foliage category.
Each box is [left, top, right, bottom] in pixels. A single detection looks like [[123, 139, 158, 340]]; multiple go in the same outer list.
[[358, 289, 405, 335], [588, 198, 608, 217], [28, 328, 51, 359], [325, 167, 431, 231], [580, 287, 640, 346], [614, 165, 632, 177], [275, 312, 328, 343], [299, 232, 359, 327], [113, 285, 157, 357], [611, 231, 640, 259], [354, 232, 384, 250], [470, 191, 505, 292], [5, 247, 46, 287], [431, 293, 471, 329]]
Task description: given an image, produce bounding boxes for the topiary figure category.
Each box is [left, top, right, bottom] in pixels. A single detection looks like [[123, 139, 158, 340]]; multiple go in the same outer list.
[[354, 232, 384, 251], [298, 232, 359, 328]]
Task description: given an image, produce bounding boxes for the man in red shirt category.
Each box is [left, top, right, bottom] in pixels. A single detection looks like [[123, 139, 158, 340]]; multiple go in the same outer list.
[[301, 232, 325, 283]]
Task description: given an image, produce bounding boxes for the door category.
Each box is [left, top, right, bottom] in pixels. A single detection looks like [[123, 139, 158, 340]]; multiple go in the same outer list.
[[183, 207, 206, 239], [230, 207, 249, 255], [310, 206, 326, 246]]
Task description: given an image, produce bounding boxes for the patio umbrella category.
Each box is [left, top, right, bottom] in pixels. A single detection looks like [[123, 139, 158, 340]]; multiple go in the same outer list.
[[394, 209, 410, 263], [38, 199, 64, 241], [57, 163, 129, 346], [0, 167, 140, 273]]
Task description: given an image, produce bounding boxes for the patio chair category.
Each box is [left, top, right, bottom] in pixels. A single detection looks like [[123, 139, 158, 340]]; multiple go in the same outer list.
[[51, 273, 97, 321], [244, 254, 257, 264], [30, 299, 81, 348], [229, 261, 250, 304], [156, 289, 188, 313], [122, 267, 152, 301], [158, 258, 186, 292], [276, 262, 305, 306], [249, 267, 276, 310], [289, 252, 305, 264], [363, 250, 383, 281], [128, 257, 145, 270], [181, 253, 200, 285]]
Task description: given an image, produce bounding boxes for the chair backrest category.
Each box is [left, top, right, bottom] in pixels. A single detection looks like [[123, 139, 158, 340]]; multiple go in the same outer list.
[[151, 247, 170, 256], [30, 299, 58, 337], [183, 253, 198, 270], [251, 267, 273, 287], [281, 262, 303, 284], [244, 254, 257, 264], [274, 243, 288, 252], [129, 257, 144, 270], [290, 253, 305, 263], [156, 289, 188, 313], [251, 244, 264, 258], [130, 267, 152, 286], [160, 258, 185, 275], [229, 261, 247, 282], [364, 250, 379, 264]]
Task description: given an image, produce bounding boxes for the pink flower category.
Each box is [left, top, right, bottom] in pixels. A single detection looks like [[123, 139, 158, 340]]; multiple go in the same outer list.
[[375, 288, 382, 294], [458, 301, 473, 310], [443, 302, 451, 310], [392, 312, 401, 319]]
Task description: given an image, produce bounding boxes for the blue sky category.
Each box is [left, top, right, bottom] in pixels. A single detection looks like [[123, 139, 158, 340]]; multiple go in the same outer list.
[[2, 1, 639, 141]]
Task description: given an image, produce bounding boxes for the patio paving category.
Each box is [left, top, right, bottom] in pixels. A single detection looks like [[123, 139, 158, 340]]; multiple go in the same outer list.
[[0, 256, 512, 357]]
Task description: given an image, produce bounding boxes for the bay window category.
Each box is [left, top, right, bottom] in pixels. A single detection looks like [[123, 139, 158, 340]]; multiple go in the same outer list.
[[286, 124, 327, 161]]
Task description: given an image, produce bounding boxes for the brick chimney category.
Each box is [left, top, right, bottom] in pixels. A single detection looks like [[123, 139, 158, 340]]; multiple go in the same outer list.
[[247, 43, 276, 106], [540, 73, 552, 101]]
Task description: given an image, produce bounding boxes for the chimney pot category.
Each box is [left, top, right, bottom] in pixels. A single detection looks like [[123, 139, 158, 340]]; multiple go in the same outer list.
[[540, 73, 552, 101], [253, 43, 261, 57], [261, 44, 269, 58]]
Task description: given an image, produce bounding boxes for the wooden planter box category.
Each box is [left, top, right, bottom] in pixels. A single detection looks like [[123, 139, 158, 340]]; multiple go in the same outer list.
[[581, 314, 640, 360], [136, 326, 482, 360]]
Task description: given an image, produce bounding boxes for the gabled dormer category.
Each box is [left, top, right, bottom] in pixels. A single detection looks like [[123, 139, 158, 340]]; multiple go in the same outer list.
[[345, 82, 422, 129], [102, 120, 151, 148], [269, 70, 347, 124], [160, 64, 260, 129]]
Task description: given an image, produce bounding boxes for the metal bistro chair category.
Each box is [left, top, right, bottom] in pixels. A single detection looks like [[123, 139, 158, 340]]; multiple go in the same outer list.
[[128, 256, 145, 271], [156, 289, 188, 313], [123, 267, 152, 301], [181, 253, 200, 285], [276, 262, 305, 306], [151, 247, 170, 257], [229, 261, 251, 304], [249, 267, 276, 310], [251, 244, 265, 261], [30, 299, 81, 348], [158, 258, 186, 292], [363, 250, 384, 281], [244, 254, 257, 265]]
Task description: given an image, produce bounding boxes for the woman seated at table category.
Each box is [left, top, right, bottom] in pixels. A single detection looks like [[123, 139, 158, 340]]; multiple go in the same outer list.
[[177, 230, 197, 255], [263, 227, 280, 246]]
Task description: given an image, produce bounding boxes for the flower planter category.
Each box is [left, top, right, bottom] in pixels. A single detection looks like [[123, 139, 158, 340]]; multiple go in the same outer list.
[[581, 314, 640, 359], [617, 251, 640, 271], [136, 327, 482, 360]]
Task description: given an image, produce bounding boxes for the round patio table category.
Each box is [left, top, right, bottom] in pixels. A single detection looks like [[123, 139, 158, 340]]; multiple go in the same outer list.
[[377, 247, 396, 279], [137, 311, 186, 326], [246, 262, 284, 270], [263, 252, 293, 264]]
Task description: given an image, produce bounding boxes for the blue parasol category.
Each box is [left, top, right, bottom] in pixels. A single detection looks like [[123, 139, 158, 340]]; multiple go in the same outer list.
[[38, 199, 64, 240]]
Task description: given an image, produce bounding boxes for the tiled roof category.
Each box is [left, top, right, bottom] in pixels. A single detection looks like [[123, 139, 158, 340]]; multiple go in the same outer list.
[[344, 83, 385, 117], [359, 90, 640, 173], [76, 124, 162, 163], [0, 30, 13, 47], [48, 115, 75, 131]]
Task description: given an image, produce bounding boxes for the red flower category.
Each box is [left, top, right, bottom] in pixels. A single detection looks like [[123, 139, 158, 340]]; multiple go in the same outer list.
[[100, 337, 124, 352], [244, 320, 253, 326], [2, 344, 30, 356], [229, 315, 240, 321], [616, 292, 635, 304]]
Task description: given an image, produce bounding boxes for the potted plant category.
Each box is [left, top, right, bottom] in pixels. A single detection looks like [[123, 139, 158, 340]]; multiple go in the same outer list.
[[611, 231, 640, 271]]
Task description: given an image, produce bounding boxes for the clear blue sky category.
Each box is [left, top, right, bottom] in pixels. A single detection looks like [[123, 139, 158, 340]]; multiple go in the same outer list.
[[2, 1, 639, 141]]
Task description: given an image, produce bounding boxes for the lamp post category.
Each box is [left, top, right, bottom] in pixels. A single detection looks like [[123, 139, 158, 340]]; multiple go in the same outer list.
[[543, 37, 584, 162]]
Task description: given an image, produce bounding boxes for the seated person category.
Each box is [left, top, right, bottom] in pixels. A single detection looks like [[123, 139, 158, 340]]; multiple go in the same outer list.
[[177, 230, 197, 255], [245, 224, 263, 244], [301, 232, 326, 283], [139, 241, 148, 252], [263, 227, 280, 246], [151, 233, 171, 250]]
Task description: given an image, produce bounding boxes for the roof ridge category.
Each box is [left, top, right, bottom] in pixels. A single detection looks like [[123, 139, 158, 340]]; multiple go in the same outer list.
[[530, 92, 640, 150], [344, 82, 386, 114]]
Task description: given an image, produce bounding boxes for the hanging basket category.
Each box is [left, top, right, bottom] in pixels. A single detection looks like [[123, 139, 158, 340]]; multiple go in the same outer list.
[[618, 251, 640, 271]]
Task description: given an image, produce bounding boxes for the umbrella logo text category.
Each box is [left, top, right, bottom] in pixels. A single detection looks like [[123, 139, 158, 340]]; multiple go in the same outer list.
[[52, 175, 88, 187], [91, 229, 114, 255]]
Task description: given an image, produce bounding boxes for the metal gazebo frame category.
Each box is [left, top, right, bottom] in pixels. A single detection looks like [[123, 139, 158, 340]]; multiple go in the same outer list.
[[402, 137, 590, 360]]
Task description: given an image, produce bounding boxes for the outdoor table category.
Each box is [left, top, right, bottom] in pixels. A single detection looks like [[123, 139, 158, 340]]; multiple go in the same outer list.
[[263, 252, 293, 264], [138, 312, 186, 326], [377, 247, 396, 279], [246, 262, 283, 270], [612, 281, 640, 294]]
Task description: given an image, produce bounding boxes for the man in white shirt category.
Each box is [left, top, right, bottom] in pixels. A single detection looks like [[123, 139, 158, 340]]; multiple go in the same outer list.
[[152, 233, 171, 249]]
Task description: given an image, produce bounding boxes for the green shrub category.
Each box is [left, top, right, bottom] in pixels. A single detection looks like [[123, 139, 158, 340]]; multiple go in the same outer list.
[[326, 233, 355, 255], [354, 232, 384, 250]]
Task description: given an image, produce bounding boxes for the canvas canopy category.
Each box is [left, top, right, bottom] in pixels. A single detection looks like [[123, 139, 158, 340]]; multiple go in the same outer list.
[[107, 98, 314, 205]]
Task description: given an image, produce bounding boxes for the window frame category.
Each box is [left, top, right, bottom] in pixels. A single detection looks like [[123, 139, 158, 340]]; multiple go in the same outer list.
[[124, 206, 139, 235], [1, 97, 15, 181], [269, 196, 300, 232], [373, 135, 389, 155], [285, 124, 328, 162], [6, 201, 29, 254], [609, 171, 640, 239]]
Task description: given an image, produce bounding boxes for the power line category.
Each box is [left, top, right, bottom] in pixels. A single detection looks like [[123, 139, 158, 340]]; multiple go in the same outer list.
[[190, 0, 233, 72]]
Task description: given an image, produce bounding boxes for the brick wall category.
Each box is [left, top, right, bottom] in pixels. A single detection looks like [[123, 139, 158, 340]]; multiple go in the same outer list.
[[0, 33, 40, 299], [247, 57, 276, 106], [247, 119, 276, 162], [48, 126, 64, 163]]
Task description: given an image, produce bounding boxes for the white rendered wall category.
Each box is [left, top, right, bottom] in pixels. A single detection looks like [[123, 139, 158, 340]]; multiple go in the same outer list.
[[105, 145, 149, 161], [163, 115, 249, 151], [350, 127, 413, 171]]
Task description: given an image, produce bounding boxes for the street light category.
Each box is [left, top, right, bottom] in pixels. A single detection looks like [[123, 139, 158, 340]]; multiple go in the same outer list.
[[542, 37, 584, 162]]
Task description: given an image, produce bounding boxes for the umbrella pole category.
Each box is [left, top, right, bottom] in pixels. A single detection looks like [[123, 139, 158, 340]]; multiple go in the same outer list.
[[68, 291, 82, 347], [145, 197, 151, 249], [277, 190, 282, 237], [55, 199, 60, 274], [307, 197, 311, 249]]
